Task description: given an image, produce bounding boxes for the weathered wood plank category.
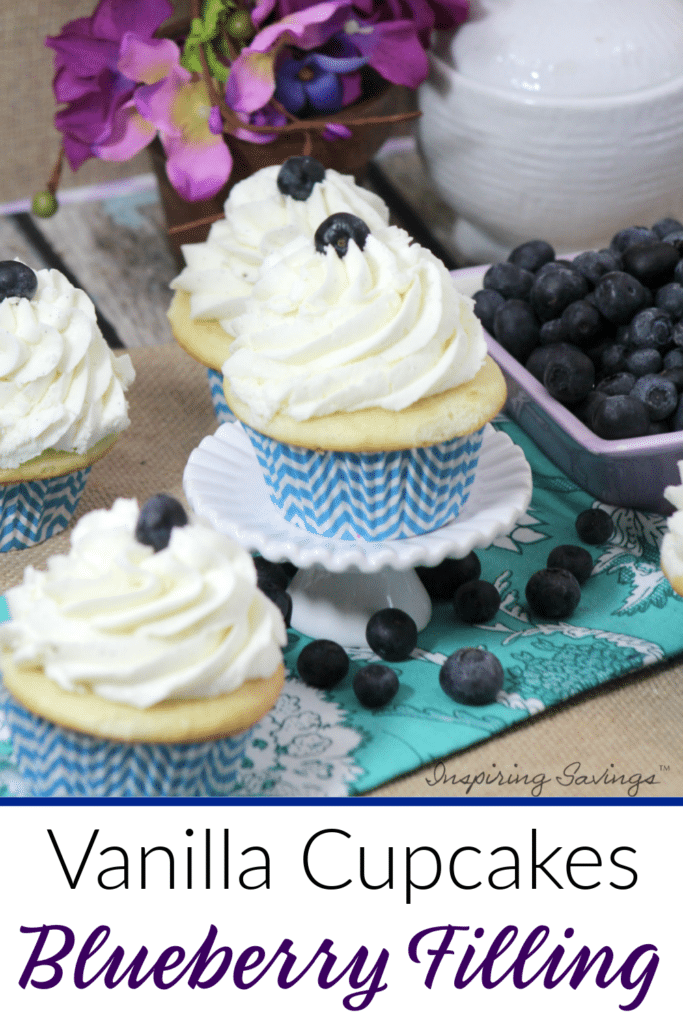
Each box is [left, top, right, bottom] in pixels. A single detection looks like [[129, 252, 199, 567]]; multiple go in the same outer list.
[[0, 217, 50, 270], [27, 191, 178, 349]]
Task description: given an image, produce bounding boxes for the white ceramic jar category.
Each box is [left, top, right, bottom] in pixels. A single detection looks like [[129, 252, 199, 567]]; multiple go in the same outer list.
[[418, 0, 683, 262]]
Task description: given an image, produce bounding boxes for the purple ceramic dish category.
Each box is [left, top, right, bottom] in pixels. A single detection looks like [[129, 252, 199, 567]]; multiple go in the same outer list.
[[452, 266, 682, 514]]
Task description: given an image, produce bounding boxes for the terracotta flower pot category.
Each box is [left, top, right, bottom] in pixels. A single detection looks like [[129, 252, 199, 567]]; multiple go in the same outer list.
[[148, 83, 415, 264]]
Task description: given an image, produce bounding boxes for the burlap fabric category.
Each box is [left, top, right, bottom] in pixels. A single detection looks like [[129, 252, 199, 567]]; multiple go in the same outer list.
[[1, 345, 681, 797]]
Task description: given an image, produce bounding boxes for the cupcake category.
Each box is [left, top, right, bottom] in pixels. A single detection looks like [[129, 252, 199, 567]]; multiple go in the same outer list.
[[0, 260, 134, 550], [167, 157, 389, 421], [0, 496, 286, 796], [221, 215, 507, 541], [661, 461, 683, 593]]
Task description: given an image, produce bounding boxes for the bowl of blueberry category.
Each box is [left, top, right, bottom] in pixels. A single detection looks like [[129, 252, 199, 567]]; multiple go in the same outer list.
[[453, 222, 683, 513]]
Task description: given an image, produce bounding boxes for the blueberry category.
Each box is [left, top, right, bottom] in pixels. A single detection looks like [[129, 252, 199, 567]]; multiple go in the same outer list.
[[366, 608, 418, 661], [662, 231, 683, 255], [599, 342, 629, 375], [661, 366, 683, 392], [559, 299, 604, 349], [258, 580, 293, 627], [572, 248, 621, 285], [610, 226, 658, 254], [653, 217, 683, 239], [482, 262, 534, 300], [453, 579, 501, 624], [621, 242, 679, 287], [353, 664, 399, 709], [507, 239, 555, 273], [472, 288, 505, 333], [314, 212, 369, 258], [276, 156, 325, 200], [574, 389, 607, 430], [630, 374, 678, 421], [575, 508, 613, 544], [625, 348, 663, 377], [656, 282, 683, 321], [297, 639, 349, 689], [663, 348, 683, 370], [530, 264, 589, 322], [590, 394, 650, 439], [592, 271, 651, 325], [439, 648, 504, 706], [253, 555, 291, 593], [671, 395, 683, 431], [628, 307, 673, 351], [0, 260, 38, 301], [135, 495, 188, 552], [595, 372, 637, 397], [492, 299, 540, 361], [543, 345, 595, 405], [674, 259, 683, 287], [538, 317, 568, 346], [415, 552, 481, 600], [526, 344, 559, 382], [526, 568, 581, 618], [547, 545, 593, 585]]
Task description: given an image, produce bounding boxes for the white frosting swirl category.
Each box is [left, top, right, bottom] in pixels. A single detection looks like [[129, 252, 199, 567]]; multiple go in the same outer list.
[[0, 498, 286, 709], [169, 163, 389, 322], [0, 266, 134, 471], [221, 226, 488, 426], [662, 461, 683, 582]]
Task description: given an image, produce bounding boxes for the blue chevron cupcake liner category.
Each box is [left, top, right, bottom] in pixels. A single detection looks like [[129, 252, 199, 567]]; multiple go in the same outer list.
[[206, 368, 234, 424], [243, 425, 485, 542], [2, 688, 248, 797], [0, 468, 91, 553]]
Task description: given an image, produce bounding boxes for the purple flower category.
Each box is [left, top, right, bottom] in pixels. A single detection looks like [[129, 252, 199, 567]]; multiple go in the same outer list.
[[275, 48, 366, 114], [45, 0, 172, 170]]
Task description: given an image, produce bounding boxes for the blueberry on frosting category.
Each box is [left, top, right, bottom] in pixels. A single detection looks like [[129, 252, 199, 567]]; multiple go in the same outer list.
[[276, 156, 326, 200], [0, 260, 38, 301], [135, 494, 188, 552], [314, 212, 370, 258]]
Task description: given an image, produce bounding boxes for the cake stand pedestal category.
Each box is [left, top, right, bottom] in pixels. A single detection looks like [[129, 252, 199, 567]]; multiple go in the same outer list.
[[183, 422, 532, 645]]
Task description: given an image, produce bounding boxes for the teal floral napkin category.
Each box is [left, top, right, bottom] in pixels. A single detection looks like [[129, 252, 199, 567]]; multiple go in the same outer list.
[[1, 417, 679, 798]]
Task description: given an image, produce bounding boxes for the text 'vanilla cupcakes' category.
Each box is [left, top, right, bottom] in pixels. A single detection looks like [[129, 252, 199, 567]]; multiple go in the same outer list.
[[0, 260, 134, 550], [167, 157, 389, 422], [0, 496, 286, 796], [222, 217, 507, 542]]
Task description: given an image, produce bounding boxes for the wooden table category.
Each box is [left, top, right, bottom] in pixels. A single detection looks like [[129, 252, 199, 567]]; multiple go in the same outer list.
[[1, 142, 681, 798]]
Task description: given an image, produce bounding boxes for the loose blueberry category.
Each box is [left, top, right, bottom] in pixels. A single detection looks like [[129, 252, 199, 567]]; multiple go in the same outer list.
[[314, 212, 369, 257], [297, 639, 349, 689], [439, 648, 504, 706], [610, 225, 658, 254], [492, 299, 540, 362], [572, 248, 621, 285], [525, 568, 581, 618], [0, 260, 38, 301], [591, 393, 650, 439], [415, 552, 481, 600], [592, 271, 651, 325], [276, 156, 325, 200], [559, 299, 604, 349], [575, 507, 614, 544], [453, 579, 501, 624], [630, 374, 678, 421], [526, 344, 560, 382], [661, 366, 683, 392], [671, 394, 683, 430], [259, 581, 293, 628], [595, 372, 637, 397], [547, 544, 594, 585], [353, 664, 399, 709], [366, 608, 418, 661], [543, 345, 595, 405], [653, 217, 683, 239], [628, 307, 673, 351], [482, 262, 534, 300], [135, 494, 188, 552], [472, 288, 506, 334], [656, 281, 683, 321], [538, 317, 568, 346], [573, 509, 618, 548], [624, 348, 663, 377], [253, 555, 291, 593], [507, 239, 555, 273], [599, 342, 629, 375]]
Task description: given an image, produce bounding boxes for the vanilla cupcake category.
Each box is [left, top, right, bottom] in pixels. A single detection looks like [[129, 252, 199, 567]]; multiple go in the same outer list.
[[222, 216, 507, 541], [0, 260, 134, 550], [167, 157, 389, 421], [0, 497, 286, 796], [661, 461, 683, 593]]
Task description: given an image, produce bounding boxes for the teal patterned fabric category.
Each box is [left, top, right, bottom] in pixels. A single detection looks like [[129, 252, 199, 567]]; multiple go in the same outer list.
[[1, 418, 680, 798]]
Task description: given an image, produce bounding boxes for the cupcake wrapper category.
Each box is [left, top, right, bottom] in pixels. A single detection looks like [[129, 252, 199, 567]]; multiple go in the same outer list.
[[244, 425, 485, 541], [0, 468, 91, 553], [207, 368, 234, 424], [2, 689, 247, 797]]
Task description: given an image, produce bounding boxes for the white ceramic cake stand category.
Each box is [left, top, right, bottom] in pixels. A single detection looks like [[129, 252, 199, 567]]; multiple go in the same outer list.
[[183, 422, 532, 645]]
